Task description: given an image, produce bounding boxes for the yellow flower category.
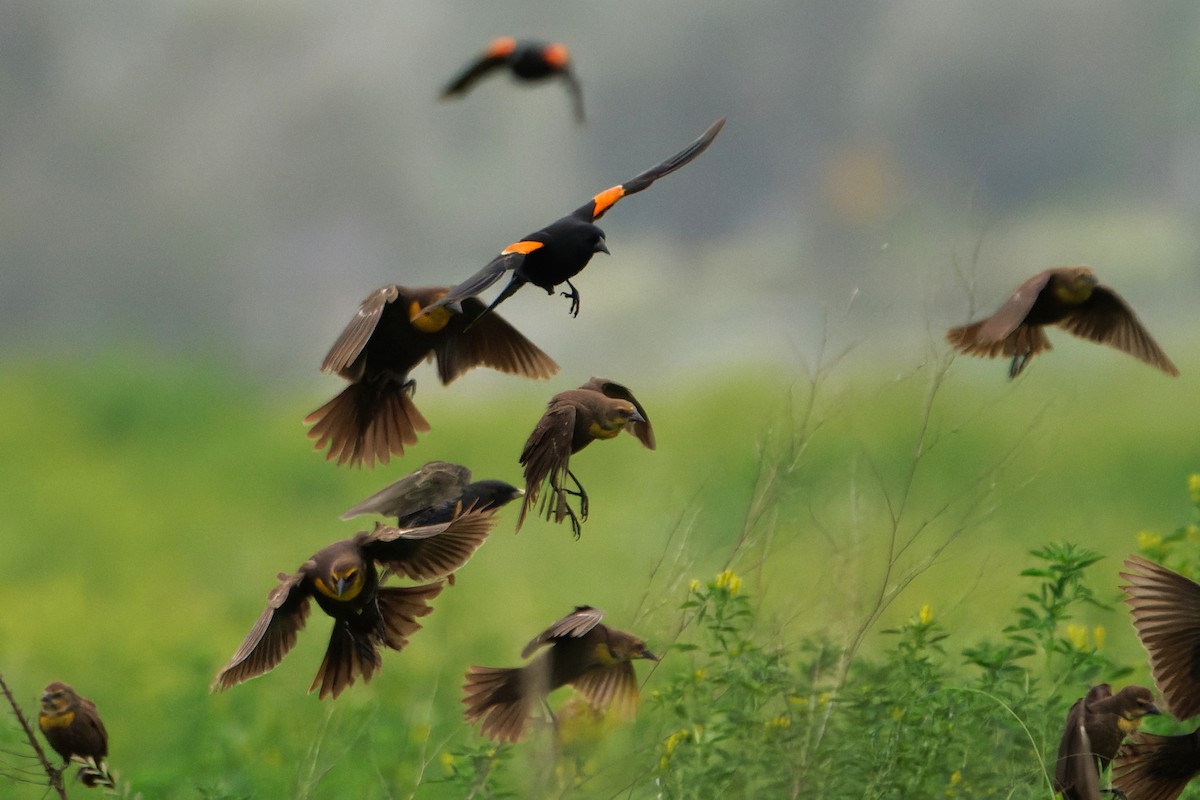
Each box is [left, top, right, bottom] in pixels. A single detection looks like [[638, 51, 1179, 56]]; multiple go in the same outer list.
[[1137, 530, 1162, 551], [1189, 473, 1200, 505], [766, 714, 791, 728], [438, 751, 456, 774], [919, 604, 933, 625], [787, 694, 808, 706], [689, 578, 702, 593], [949, 770, 961, 785], [1092, 625, 1106, 650], [694, 668, 707, 681], [664, 728, 689, 756], [817, 692, 831, 708], [715, 570, 742, 596], [1066, 623, 1089, 651]]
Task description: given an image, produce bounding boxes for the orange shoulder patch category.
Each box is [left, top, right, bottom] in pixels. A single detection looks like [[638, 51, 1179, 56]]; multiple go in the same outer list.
[[591, 185, 625, 219], [486, 37, 517, 58], [502, 240, 545, 256], [543, 43, 570, 69]]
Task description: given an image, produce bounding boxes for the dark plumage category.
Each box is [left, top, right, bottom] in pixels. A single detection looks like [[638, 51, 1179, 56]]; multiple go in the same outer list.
[[305, 285, 557, 468], [1053, 683, 1160, 800], [419, 118, 725, 322], [516, 378, 654, 536], [341, 460, 523, 528], [441, 37, 585, 123], [38, 681, 111, 788], [213, 509, 498, 699], [462, 606, 658, 743], [946, 266, 1178, 378]]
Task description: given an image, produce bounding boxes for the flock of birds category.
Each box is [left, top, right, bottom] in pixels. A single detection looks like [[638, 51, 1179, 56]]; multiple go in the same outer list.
[[27, 35, 1196, 800]]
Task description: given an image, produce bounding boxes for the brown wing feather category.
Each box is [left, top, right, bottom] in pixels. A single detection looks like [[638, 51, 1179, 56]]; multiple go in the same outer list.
[[304, 379, 429, 468], [1121, 556, 1200, 719], [521, 607, 605, 658], [435, 298, 559, 383], [1058, 287, 1179, 376], [340, 461, 471, 520], [516, 401, 577, 532], [361, 510, 499, 580], [1113, 731, 1200, 800], [319, 285, 400, 376], [213, 571, 311, 691], [569, 661, 640, 720], [462, 665, 531, 743]]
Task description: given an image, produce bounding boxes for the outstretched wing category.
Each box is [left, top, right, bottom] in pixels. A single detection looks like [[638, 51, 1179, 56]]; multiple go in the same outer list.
[[212, 570, 311, 691], [562, 70, 585, 124], [318, 285, 401, 376], [435, 297, 559, 383], [581, 377, 655, 449], [441, 37, 516, 97], [1058, 286, 1179, 376], [360, 508, 499, 581], [967, 270, 1057, 345], [521, 606, 606, 658], [340, 461, 472, 521], [417, 250, 527, 318], [571, 117, 726, 222], [516, 398, 578, 531], [1122, 556, 1200, 719]]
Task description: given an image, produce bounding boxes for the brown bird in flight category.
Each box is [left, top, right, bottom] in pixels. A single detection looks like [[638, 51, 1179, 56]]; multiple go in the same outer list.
[[441, 37, 585, 123], [419, 118, 725, 322], [38, 681, 112, 788], [304, 285, 557, 468], [1110, 556, 1200, 800], [517, 378, 654, 537], [946, 266, 1178, 378], [213, 509, 498, 699], [340, 460, 523, 528], [1053, 682, 1161, 800], [462, 606, 658, 743]]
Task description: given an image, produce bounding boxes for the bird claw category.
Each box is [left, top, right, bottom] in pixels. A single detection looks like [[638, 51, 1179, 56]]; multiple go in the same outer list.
[[559, 283, 581, 317]]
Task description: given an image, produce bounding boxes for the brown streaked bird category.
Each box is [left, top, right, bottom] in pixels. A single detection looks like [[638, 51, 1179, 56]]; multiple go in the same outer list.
[[441, 37, 585, 123], [38, 681, 112, 788], [1053, 683, 1161, 800], [213, 509, 498, 699], [304, 285, 558, 468], [1109, 556, 1200, 800], [516, 378, 654, 536], [340, 460, 523, 528], [419, 118, 725, 322], [946, 266, 1178, 379], [462, 606, 658, 743]]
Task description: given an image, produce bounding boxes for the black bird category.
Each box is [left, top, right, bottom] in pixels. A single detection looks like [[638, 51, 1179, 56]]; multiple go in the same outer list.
[[419, 118, 725, 322], [1054, 683, 1160, 800], [442, 37, 585, 123]]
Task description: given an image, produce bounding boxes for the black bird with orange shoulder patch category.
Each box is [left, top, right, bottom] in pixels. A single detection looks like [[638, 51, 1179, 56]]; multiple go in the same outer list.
[[517, 378, 654, 536], [947, 266, 1178, 379], [38, 681, 112, 788], [442, 37, 585, 123], [420, 118, 725, 322], [213, 508, 498, 699], [1054, 682, 1160, 800], [462, 606, 658, 744], [305, 285, 557, 468]]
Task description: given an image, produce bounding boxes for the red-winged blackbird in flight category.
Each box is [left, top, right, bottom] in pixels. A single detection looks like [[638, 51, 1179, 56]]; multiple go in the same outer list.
[[441, 37, 585, 123], [462, 606, 657, 743], [517, 378, 654, 537], [213, 509, 497, 699], [1053, 683, 1160, 800], [38, 681, 112, 788], [419, 118, 725, 322], [1111, 556, 1200, 800], [946, 266, 1178, 378], [304, 285, 557, 468], [341, 460, 523, 529]]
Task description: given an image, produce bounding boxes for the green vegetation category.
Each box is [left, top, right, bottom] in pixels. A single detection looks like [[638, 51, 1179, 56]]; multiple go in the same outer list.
[[0, 349, 1196, 798]]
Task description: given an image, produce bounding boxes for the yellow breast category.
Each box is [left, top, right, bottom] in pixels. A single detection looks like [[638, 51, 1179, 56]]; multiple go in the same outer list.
[[39, 710, 75, 731]]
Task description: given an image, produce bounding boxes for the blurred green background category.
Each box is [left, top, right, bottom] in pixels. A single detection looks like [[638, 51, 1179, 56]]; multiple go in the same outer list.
[[2, 1, 1199, 797]]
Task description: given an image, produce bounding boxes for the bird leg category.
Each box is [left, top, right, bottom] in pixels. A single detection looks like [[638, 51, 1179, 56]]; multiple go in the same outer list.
[[559, 280, 581, 317], [547, 472, 585, 538], [563, 469, 589, 520]]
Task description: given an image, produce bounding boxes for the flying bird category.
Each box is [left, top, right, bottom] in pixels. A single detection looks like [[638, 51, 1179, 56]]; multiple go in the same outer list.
[[462, 606, 658, 743], [213, 509, 498, 699], [1110, 556, 1200, 800], [341, 460, 524, 528], [517, 378, 654, 536], [38, 681, 112, 789], [1053, 683, 1160, 800], [441, 37, 585, 123], [304, 285, 557, 468], [419, 117, 725, 322], [946, 266, 1178, 378]]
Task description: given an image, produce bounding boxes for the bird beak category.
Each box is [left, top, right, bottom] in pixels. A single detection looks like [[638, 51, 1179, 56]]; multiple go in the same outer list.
[[594, 236, 610, 256], [1146, 703, 1165, 716], [335, 577, 349, 596], [641, 650, 660, 662], [630, 410, 647, 425]]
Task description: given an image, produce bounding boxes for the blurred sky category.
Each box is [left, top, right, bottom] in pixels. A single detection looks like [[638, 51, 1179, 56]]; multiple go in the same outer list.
[[1, 0, 1198, 384]]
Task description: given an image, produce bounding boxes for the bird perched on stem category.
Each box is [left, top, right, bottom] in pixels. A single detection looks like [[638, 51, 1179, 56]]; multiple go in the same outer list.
[[517, 378, 654, 537], [38, 681, 112, 789], [1110, 556, 1200, 800], [462, 606, 658, 743], [304, 285, 557, 468], [213, 509, 497, 699], [441, 37, 586, 123], [419, 118, 725, 322], [946, 266, 1178, 378], [1054, 682, 1161, 800]]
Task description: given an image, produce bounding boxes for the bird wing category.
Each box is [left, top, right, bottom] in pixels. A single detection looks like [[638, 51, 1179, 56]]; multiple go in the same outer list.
[[417, 251, 526, 317], [561, 69, 585, 124], [570, 661, 640, 721], [340, 461, 472, 521], [318, 285, 401, 376], [581, 377, 656, 449], [441, 47, 510, 97], [516, 399, 578, 531], [1122, 556, 1200, 719], [434, 297, 559, 383], [570, 117, 726, 222], [212, 570, 311, 691], [1058, 286, 1179, 376], [969, 270, 1058, 343], [360, 508, 499, 581], [1113, 731, 1200, 800], [521, 606, 606, 658]]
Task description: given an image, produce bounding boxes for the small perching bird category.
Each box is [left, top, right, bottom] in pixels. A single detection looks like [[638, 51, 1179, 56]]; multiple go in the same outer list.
[[37, 681, 112, 788], [1053, 683, 1160, 800], [462, 606, 658, 743], [946, 266, 1178, 378], [441, 37, 586, 123], [340, 460, 523, 528]]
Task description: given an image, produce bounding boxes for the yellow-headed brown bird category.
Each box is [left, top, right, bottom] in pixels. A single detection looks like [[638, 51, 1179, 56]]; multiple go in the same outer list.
[[38, 681, 111, 788], [441, 37, 585, 123], [213, 508, 497, 699], [420, 118, 724, 321], [462, 606, 657, 743], [305, 285, 558, 468], [1109, 556, 1200, 800], [516, 378, 654, 536], [340, 460, 523, 528], [946, 266, 1178, 378], [1054, 683, 1161, 800]]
